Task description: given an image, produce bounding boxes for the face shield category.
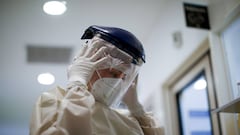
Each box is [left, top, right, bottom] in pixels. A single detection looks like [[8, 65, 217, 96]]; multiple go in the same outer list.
[[86, 36, 142, 108]]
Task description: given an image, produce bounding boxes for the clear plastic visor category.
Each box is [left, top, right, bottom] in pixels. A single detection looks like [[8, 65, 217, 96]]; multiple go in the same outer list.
[[87, 37, 141, 107]]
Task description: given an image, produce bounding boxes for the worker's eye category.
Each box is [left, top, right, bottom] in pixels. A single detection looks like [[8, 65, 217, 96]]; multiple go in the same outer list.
[[111, 72, 120, 78], [112, 73, 117, 78], [121, 74, 126, 80], [109, 70, 123, 79]]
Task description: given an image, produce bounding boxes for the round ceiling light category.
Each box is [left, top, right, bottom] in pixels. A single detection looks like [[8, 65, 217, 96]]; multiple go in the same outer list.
[[194, 79, 207, 90], [37, 72, 55, 85], [43, 1, 67, 15]]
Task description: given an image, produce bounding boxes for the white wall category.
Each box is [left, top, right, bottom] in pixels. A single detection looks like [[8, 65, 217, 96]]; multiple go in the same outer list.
[[139, 0, 240, 134], [138, 0, 209, 126]]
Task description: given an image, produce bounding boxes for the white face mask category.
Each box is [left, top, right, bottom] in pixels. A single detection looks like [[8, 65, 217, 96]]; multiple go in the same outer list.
[[91, 78, 123, 106]]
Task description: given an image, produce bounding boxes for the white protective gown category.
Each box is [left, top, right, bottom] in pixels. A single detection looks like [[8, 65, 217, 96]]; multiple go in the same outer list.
[[30, 83, 164, 135]]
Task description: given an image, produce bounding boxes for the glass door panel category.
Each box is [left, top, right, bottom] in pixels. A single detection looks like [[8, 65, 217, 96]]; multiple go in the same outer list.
[[177, 72, 213, 135]]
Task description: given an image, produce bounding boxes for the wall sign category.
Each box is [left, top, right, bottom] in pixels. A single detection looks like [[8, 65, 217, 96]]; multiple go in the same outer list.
[[183, 3, 210, 30]]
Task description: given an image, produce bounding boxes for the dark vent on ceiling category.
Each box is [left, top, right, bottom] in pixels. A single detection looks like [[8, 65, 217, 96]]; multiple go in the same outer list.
[[27, 45, 73, 64]]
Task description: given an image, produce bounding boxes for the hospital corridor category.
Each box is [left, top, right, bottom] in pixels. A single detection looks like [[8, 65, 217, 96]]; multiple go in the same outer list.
[[1, 0, 240, 134]]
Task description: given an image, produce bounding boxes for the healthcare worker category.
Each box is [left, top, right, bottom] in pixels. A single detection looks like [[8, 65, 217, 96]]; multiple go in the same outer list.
[[30, 25, 164, 135]]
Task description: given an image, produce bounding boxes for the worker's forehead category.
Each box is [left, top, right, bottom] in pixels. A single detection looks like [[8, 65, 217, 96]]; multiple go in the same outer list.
[[97, 62, 133, 74], [90, 37, 133, 64]]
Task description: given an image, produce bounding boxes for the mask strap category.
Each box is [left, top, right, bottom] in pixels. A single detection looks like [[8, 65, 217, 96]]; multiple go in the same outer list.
[[88, 69, 103, 91], [96, 70, 102, 80]]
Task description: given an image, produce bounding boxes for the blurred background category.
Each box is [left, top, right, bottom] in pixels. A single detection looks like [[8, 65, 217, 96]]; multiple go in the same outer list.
[[1, 0, 239, 134]]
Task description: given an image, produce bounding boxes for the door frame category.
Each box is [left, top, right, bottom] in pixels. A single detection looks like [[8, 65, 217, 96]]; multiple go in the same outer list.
[[209, 3, 240, 134], [162, 39, 220, 135]]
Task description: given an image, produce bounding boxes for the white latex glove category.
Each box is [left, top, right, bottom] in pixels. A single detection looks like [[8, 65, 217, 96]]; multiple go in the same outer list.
[[122, 79, 145, 116], [67, 41, 109, 85]]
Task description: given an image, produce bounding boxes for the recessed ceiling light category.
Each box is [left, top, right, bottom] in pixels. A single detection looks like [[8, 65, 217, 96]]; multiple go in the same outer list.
[[37, 72, 55, 85], [194, 79, 207, 90], [43, 1, 67, 15]]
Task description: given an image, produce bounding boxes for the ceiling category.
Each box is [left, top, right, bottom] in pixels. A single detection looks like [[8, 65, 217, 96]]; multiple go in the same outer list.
[[0, 0, 167, 123]]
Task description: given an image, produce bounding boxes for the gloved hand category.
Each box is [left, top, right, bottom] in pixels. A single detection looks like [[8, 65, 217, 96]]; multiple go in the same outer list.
[[122, 78, 145, 117], [67, 41, 110, 85]]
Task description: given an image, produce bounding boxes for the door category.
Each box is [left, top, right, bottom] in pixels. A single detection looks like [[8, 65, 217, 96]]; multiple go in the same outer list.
[[173, 55, 220, 135], [163, 49, 221, 135], [177, 71, 213, 135], [221, 15, 240, 99]]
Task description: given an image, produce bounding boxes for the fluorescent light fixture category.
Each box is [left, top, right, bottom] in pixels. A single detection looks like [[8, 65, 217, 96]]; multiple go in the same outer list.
[[37, 72, 55, 85], [194, 79, 207, 90], [43, 1, 67, 15]]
